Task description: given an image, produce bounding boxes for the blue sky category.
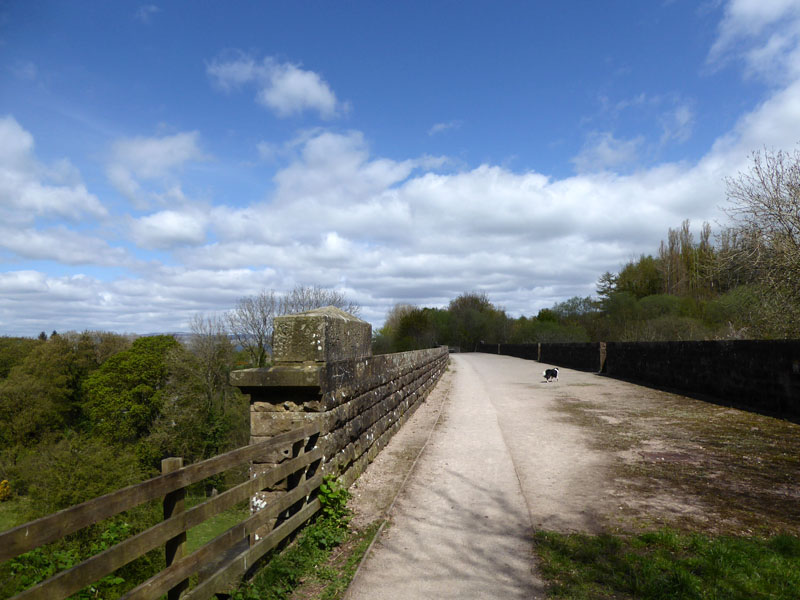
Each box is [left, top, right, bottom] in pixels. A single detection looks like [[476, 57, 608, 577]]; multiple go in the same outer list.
[[1, 1, 800, 335]]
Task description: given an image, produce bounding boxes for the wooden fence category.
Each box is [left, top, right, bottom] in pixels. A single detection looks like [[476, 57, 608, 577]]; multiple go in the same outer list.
[[0, 424, 323, 600]]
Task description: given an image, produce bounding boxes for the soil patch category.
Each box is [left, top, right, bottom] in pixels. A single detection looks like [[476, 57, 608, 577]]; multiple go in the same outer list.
[[551, 378, 800, 536]]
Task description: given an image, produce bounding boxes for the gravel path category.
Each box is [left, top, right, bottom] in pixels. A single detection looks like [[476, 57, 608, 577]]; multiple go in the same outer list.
[[343, 352, 800, 599]]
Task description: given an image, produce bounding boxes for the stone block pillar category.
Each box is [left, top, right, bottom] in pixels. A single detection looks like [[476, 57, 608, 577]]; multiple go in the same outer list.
[[230, 306, 372, 538]]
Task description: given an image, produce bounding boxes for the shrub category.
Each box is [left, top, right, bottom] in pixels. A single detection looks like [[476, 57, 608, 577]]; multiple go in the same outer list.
[[0, 479, 11, 501]]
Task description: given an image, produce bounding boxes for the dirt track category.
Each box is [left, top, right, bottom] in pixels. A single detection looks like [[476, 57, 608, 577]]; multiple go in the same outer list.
[[344, 353, 800, 599]]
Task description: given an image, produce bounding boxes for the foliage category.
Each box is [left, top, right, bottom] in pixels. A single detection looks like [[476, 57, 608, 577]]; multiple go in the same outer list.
[[712, 148, 800, 338], [318, 476, 350, 522], [0, 337, 41, 380], [0, 332, 131, 453], [722, 147, 800, 291], [534, 528, 800, 600], [0, 322, 253, 600], [8, 435, 145, 517], [83, 335, 179, 448], [233, 508, 352, 600], [1, 518, 163, 600], [447, 292, 508, 351], [393, 307, 441, 351], [146, 315, 249, 471], [0, 480, 10, 502], [227, 476, 354, 600], [374, 292, 597, 353], [618, 254, 664, 299]]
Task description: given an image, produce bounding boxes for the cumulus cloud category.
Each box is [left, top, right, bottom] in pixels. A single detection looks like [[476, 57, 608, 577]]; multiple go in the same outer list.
[[207, 53, 343, 118], [0, 226, 130, 266], [7, 1, 800, 336], [174, 126, 729, 324], [130, 209, 209, 249], [107, 131, 205, 205], [709, 0, 800, 82], [0, 115, 107, 225]]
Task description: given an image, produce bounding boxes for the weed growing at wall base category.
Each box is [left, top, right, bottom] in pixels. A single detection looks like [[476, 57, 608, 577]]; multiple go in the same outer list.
[[533, 528, 800, 599], [231, 476, 355, 600]]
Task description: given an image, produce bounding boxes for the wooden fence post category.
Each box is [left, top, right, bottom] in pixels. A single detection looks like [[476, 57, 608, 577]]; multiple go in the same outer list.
[[162, 457, 188, 600]]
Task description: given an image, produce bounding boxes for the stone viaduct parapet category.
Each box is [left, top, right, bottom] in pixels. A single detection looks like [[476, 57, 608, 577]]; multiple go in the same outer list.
[[231, 306, 448, 536]]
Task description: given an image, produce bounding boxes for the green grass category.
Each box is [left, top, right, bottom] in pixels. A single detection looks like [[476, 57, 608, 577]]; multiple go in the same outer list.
[[0, 497, 30, 532], [231, 515, 350, 600], [185, 498, 250, 554], [312, 521, 381, 600], [227, 476, 374, 600], [533, 528, 800, 600]]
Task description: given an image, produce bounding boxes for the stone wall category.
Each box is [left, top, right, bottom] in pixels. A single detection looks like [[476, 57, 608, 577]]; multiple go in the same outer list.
[[477, 342, 539, 361], [477, 341, 605, 372], [231, 307, 448, 536], [478, 339, 800, 416], [541, 342, 605, 372], [605, 340, 800, 415]]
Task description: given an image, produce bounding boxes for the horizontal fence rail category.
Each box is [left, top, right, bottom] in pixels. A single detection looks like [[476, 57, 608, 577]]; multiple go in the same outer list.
[[1, 423, 322, 600]]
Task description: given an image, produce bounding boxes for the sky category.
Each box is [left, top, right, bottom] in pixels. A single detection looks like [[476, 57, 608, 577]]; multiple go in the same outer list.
[[1, 1, 800, 336]]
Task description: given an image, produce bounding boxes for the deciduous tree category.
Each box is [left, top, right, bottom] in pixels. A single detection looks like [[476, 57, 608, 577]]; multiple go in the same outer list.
[[227, 285, 360, 367], [718, 147, 800, 336]]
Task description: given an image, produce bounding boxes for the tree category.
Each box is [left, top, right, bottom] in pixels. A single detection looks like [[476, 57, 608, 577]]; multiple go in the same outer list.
[[617, 254, 664, 299], [227, 285, 360, 367], [83, 335, 180, 448], [279, 285, 360, 316], [719, 147, 800, 337], [394, 308, 438, 351], [373, 304, 417, 354], [147, 315, 248, 467], [596, 271, 619, 306], [226, 290, 277, 368], [0, 332, 117, 449], [447, 292, 508, 350], [0, 336, 41, 379]]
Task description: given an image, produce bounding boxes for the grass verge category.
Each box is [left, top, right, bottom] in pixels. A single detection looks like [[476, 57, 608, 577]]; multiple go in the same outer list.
[[186, 498, 249, 554], [0, 497, 29, 533], [534, 528, 800, 599], [230, 516, 380, 600], [230, 476, 380, 600]]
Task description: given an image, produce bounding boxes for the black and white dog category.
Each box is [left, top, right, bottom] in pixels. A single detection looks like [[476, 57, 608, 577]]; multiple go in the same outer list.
[[543, 367, 559, 383]]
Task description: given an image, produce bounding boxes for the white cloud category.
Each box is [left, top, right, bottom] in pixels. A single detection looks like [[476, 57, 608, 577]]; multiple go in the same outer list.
[[7, 1, 800, 336], [660, 103, 695, 144], [571, 132, 645, 173], [110, 131, 204, 180], [130, 209, 209, 249], [0, 226, 130, 266], [709, 0, 800, 81], [428, 120, 463, 136], [207, 53, 343, 119], [107, 131, 205, 205], [0, 115, 107, 225]]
